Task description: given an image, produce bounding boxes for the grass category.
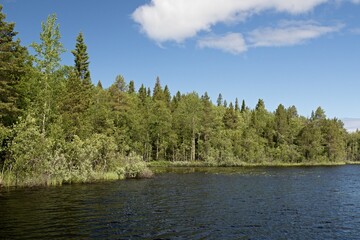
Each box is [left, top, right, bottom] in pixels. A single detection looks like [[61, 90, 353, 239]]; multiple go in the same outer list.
[[2, 160, 358, 188], [345, 161, 360, 165], [0, 168, 151, 188], [148, 160, 350, 168]]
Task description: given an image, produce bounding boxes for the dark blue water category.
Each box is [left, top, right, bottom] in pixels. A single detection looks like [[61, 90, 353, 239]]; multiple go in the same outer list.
[[1, 166, 360, 239]]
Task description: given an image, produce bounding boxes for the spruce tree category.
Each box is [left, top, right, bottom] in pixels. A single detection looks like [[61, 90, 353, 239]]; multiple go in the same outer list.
[[153, 76, 163, 101], [241, 99, 246, 113], [0, 5, 29, 126], [128, 80, 135, 94], [223, 102, 238, 129], [138, 84, 147, 104], [97, 80, 103, 89], [72, 32, 91, 85], [235, 98, 240, 112], [217, 93, 223, 107], [163, 85, 171, 106], [223, 100, 228, 108]]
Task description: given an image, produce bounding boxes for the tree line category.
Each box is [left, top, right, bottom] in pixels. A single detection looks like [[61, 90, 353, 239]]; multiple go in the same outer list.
[[1, 7, 359, 185]]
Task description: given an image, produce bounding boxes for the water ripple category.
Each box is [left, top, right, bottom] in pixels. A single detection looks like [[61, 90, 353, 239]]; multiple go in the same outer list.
[[1, 166, 360, 239]]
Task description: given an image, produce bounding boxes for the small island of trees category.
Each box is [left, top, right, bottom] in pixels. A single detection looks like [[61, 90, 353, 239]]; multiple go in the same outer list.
[[1, 6, 360, 186]]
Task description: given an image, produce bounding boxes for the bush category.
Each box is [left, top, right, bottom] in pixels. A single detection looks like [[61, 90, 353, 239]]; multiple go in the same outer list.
[[123, 153, 153, 179], [6, 115, 54, 184]]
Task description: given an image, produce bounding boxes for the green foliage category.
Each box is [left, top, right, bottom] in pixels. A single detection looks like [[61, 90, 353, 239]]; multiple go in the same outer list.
[[31, 14, 65, 74], [7, 115, 53, 184], [72, 32, 91, 83], [30, 14, 66, 135], [0, 6, 30, 126], [0, 6, 355, 187], [123, 154, 153, 178]]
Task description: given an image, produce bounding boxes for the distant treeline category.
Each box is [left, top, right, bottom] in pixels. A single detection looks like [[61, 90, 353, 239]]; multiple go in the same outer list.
[[1, 7, 360, 186]]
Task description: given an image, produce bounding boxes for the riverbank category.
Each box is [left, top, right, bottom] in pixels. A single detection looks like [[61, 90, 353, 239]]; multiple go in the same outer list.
[[147, 160, 356, 168], [2, 160, 358, 188], [0, 161, 153, 188]]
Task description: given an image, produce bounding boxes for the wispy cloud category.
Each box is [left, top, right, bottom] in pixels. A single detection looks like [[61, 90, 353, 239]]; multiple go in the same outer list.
[[247, 21, 343, 47], [350, 28, 360, 34], [342, 118, 360, 132], [132, 0, 356, 54], [132, 0, 328, 43], [197, 21, 341, 53], [198, 33, 247, 54]]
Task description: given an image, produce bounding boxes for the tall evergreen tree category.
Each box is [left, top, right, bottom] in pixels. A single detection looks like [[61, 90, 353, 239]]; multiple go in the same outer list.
[[223, 102, 238, 130], [97, 80, 103, 89], [235, 98, 240, 112], [128, 80, 135, 94], [67, 32, 93, 122], [0, 5, 29, 126], [223, 100, 228, 108], [241, 99, 247, 113], [217, 93, 223, 107], [153, 76, 163, 101], [71, 32, 91, 85], [163, 85, 171, 106], [138, 84, 147, 104], [255, 99, 265, 111]]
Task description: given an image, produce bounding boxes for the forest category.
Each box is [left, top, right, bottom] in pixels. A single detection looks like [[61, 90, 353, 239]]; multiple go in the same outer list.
[[1, 6, 360, 186]]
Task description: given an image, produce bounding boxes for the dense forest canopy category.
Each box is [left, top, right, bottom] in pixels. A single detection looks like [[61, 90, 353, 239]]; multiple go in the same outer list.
[[1, 6, 360, 186]]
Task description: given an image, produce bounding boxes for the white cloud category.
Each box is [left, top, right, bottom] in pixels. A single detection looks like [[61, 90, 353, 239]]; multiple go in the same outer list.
[[350, 28, 360, 34], [247, 21, 342, 47], [198, 33, 247, 54], [197, 21, 341, 53], [342, 118, 360, 132], [352, 0, 360, 4], [132, 0, 328, 43]]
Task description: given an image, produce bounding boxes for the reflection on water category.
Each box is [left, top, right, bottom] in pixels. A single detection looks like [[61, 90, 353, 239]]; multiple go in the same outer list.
[[1, 165, 360, 239]]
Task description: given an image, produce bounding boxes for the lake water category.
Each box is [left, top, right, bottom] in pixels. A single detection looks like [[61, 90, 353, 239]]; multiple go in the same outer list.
[[1, 166, 360, 239]]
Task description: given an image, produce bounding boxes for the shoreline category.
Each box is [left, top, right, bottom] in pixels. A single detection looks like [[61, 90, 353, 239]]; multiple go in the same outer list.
[[148, 160, 360, 168], [2, 161, 359, 188]]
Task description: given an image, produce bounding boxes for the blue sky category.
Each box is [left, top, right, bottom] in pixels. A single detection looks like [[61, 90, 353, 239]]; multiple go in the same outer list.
[[1, 0, 360, 127]]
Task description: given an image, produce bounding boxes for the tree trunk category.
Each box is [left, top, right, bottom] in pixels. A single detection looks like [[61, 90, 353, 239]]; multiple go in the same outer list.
[[156, 134, 159, 160], [191, 117, 196, 161], [191, 136, 195, 161]]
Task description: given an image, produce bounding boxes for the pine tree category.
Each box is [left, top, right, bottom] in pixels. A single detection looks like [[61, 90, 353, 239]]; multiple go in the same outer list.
[[223, 102, 238, 129], [138, 84, 147, 104], [235, 98, 240, 112], [153, 76, 163, 101], [217, 93, 223, 107], [313, 106, 326, 121], [171, 91, 182, 112], [241, 99, 247, 113], [71, 32, 91, 85], [128, 80, 135, 94], [113, 75, 127, 92], [97, 80, 103, 89], [0, 5, 29, 126], [223, 100, 227, 108], [61, 70, 87, 139], [163, 85, 171, 106], [256, 99, 265, 111]]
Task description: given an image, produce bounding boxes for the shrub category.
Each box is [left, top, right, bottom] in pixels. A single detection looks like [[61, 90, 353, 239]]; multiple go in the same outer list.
[[123, 153, 153, 179]]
